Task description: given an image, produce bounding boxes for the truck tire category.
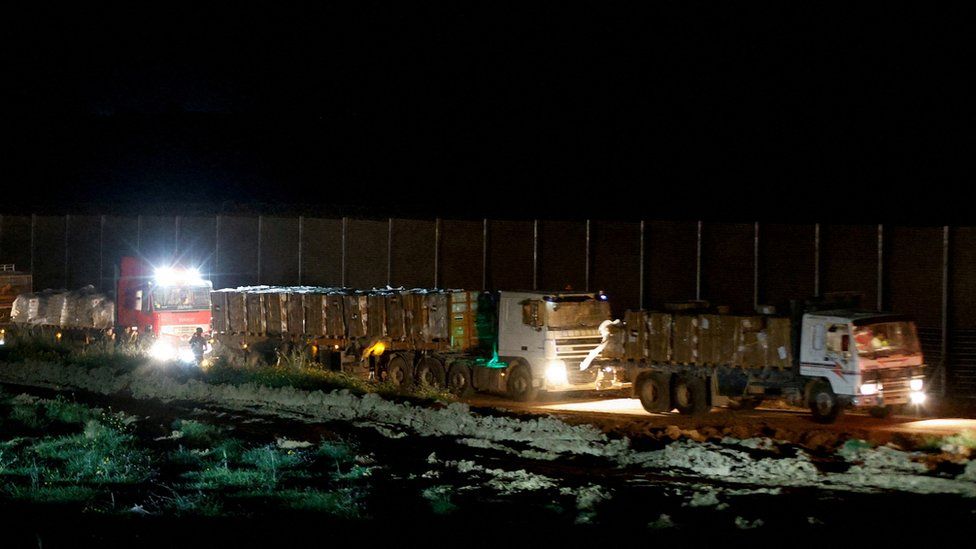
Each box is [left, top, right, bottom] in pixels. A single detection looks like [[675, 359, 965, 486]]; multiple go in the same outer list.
[[636, 373, 670, 413], [506, 363, 538, 402], [416, 356, 446, 388], [447, 362, 474, 397], [672, 374, 709, 416], [385, 353, 414, 389], [808, 379, 842, 424]]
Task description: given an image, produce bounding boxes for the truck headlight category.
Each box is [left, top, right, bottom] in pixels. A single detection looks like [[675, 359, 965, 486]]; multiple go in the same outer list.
[[859, 383, 880, 396], [910, 392, 927, 405], [910, 378, 924, 392], [149, 340, 176, 361], [545, 360, 568, 387]]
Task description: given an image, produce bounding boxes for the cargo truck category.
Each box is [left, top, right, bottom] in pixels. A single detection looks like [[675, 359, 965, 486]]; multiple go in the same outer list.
[[7, 257, 212, 361], [209, 287, 625, 399], [114, 256, 213, 361], [606, 299, 927, 423]]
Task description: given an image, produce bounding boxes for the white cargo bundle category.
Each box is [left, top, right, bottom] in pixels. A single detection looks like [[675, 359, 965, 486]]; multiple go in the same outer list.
[[11, 286, 115, 329]]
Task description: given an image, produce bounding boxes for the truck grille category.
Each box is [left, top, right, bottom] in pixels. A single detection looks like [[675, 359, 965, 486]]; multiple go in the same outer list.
[[552, 330, 603, 385]]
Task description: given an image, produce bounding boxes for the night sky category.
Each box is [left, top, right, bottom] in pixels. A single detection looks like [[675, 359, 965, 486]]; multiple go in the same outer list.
[[3, 4, 970, 223]]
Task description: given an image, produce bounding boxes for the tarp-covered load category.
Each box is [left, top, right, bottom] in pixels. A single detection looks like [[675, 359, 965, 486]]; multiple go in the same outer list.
[[211, 286, 482, 351], [609, 310, 794, 370], [11, 286, 114, 329]]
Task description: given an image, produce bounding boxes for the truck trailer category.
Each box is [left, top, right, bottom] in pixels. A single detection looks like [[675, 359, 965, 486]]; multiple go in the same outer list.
[[209, 287, 625, 399], [607, 299, 927, 422]]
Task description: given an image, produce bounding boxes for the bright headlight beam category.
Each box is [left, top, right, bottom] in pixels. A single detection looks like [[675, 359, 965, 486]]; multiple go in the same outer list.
[[149, 340, 176, 361], [545, 360, 568, 387]]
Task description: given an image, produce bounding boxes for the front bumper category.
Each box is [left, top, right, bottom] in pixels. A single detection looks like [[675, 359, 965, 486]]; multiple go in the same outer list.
[[850, 390, 925, 407]]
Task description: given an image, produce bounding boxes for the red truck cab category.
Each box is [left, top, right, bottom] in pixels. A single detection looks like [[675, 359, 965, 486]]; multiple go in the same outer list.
[[116, 256, 212, 361]]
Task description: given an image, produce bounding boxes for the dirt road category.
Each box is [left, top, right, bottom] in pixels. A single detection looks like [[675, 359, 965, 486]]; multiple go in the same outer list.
[[464, 391, 976, 449]]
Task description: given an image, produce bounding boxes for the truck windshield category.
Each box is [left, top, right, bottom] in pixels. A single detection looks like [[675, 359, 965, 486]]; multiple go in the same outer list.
[[152, 285, 212, 311], [545, 299, 611, 329], [853, 321, 920, 358]]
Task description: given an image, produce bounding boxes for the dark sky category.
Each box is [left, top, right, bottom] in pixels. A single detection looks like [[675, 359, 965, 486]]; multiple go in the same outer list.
[[3, 4, 971, 223]]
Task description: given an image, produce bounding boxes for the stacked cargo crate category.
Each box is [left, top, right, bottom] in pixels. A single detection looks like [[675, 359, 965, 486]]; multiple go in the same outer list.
[[610, 309, 793, 370], [211, 287, 481, 354]]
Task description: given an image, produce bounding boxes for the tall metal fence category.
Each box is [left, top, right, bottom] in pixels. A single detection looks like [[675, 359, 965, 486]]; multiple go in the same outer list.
[[1, 214, 973, 399]]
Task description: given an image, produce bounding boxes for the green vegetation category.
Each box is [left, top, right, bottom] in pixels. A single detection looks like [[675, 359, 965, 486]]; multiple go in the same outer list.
[[0, 393, 373, 518], [422, 485, 458, 515], [201, 359, 374, 395], [0, 333, 144, 372], [173, 419, 224, 447]]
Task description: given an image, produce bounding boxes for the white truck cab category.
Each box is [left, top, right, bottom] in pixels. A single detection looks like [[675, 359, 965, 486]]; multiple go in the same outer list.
[[496, 290, 621, 399], [799, 310, 926, 412]]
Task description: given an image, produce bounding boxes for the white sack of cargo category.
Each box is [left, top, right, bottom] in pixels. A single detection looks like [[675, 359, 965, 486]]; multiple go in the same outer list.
[[11, 293, 33, 323]]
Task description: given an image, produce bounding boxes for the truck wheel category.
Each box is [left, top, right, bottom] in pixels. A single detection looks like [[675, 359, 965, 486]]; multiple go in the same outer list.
[[672, 375, 709, 416], [447, 363, 474, 397], [808, 379, 842, 424], [416, 356, 446, 388], [636, 373, 670, 413], [506, 363, 538, 402], [385, 353, 414, 389]]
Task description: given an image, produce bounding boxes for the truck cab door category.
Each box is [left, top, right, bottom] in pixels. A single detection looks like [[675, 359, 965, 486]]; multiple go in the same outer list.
[[824, 324, 853, 372]]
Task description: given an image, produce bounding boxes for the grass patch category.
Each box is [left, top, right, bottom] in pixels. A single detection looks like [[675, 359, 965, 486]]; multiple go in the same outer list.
[[5, 484, 100, 504], [183, 466, 269, 490], [172, 419, 223, 447], [149, 488, 224, 516], [269, 488, 363, 518], [422, 485, 458, 515], [28, 420, 151, 484], [70, 346, 146, 372], [202, 360, 373, 394]]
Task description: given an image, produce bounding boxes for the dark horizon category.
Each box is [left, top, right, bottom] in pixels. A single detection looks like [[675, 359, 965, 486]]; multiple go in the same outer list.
[[3, 4, 971, 224]]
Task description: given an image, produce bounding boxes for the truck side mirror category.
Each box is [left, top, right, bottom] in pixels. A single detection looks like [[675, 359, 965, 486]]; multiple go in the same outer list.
[[841, 334, 849, 352], [134, 290, 143, 311]]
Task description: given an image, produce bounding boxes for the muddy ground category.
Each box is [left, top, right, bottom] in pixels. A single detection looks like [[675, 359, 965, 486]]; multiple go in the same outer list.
[[2, 380, 975, 547]]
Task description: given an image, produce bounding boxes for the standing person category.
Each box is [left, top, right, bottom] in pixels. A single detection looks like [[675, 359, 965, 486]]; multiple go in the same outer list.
[[189, 327, 208, 365]]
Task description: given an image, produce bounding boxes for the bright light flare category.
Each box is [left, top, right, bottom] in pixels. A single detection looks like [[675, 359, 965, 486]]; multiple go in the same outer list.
[[895, 418, 976, 435], [910, 378, 924, 392], [149, 340, 176, 361], [910, 391, 927, 405], [540, 398, 651, 415], [859, 383, 880, 396], [178, 347, 197, 363], [154, 266, 206, 286], [545, 360, 568, 387], [149, 340, 196, 363]]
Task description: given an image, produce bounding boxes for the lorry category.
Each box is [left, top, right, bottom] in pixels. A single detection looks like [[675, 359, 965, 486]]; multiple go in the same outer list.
[[605, 298, 927, 422], [208, 287, 624, 399], [114, 256, 213, 361], [7, 257, 212, 361]]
